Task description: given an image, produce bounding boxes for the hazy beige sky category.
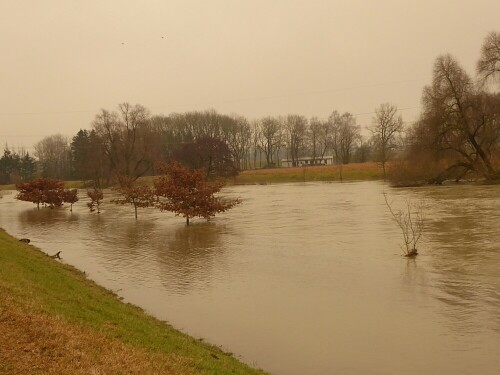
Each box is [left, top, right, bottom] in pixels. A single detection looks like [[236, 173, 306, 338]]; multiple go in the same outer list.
[[1, 0, 499, 151]]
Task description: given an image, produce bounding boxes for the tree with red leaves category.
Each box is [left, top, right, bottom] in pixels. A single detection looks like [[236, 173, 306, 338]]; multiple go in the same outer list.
[[111, 175, 155, 219], [154, 162, 240, 225], [16, 178, 68, 209], [87, 188, 103, 213], [63, 189, 79, 211]]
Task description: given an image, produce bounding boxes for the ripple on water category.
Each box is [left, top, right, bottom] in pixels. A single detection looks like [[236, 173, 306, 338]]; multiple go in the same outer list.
[[1, 182, 499, 375]]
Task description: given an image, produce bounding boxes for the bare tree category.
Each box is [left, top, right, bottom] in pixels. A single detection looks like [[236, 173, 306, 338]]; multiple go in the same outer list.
[[257, 116, 283, 167], [477, 31, 500, 86], [309, 117, 332, 163], [369, 103, 404, 179], [391, 35, 500, 186], [93, 103, 159, 182], [383, 192, 424, 257], [285, 115, 308, 167], [34, 134, 71, 179], [329, 111, 360, 164], [421, 54, 499, 180], [224, 115, 251, 170], [250, 120, 260, 169]]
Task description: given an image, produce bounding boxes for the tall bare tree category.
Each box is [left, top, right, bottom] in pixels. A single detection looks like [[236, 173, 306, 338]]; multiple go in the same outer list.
[[93, 103, 159, 182], [369, 103, 404, 179], [257, 116, 283, 167], [395, 54, 500, 185], [477, 31, 500, 86], [426, 55, 498, 178], [329, 111, 360, 164], [223, 115, 251, 170], [309, 117, 333, 163], [34, 134, 71, 179], [248, 120, 261, 169], [285, 115, 308, 166]]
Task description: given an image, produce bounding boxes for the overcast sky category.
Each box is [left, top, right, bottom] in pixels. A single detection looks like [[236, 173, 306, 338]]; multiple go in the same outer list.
[[1, 0, 499, 151]]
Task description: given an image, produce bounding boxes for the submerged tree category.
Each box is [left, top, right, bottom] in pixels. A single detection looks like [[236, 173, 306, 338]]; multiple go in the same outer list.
[[383, 192, 424, 257], [16, 178, 66, 209], [63, 189, 79, 211], [87, 188, 103, 213], [111, 175, 155, 219], [154, 162, 240, 225]]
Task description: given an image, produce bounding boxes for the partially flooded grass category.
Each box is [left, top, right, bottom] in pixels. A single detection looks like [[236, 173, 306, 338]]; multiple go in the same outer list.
[[233, 162, 383, 184], [0, 162, 383, 191], [0, 229, 266, 375]]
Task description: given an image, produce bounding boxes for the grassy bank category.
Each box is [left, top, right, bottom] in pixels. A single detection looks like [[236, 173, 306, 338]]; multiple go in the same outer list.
[[232, 162, 383, 184], [0, 229, 266, 375]]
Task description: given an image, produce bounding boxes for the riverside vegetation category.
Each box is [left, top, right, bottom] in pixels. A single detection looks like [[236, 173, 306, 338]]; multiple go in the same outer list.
[[0, 229, 266, 375], [0, 32, 494, 190]]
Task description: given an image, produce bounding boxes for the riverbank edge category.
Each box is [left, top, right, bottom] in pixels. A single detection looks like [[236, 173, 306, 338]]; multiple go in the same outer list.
[[0, 228, 266, 375], [0, 162, 385, 191]]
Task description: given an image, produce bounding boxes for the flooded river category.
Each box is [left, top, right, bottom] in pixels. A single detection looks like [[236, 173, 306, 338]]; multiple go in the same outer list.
[[1, 181, 499, 374]]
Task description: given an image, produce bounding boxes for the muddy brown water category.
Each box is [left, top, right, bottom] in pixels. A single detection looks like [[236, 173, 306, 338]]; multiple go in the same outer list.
[[1, 182, 499, 374]]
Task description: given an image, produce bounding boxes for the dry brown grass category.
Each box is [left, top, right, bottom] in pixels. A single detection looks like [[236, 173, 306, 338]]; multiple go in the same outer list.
[[0, 297, 193, 375]]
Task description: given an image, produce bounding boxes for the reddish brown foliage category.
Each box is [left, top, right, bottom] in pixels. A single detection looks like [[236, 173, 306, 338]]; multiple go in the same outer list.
[[62, 189, 79, 211], [16, 178, 77, 209], [87, 188, 103, 213], [154, 162, 240, 225], [112, 175, 156, 219]]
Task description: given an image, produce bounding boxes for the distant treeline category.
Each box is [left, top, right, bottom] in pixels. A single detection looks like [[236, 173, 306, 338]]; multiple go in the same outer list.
[[1, 105, 385, 186], [1, 31, 498, 187]]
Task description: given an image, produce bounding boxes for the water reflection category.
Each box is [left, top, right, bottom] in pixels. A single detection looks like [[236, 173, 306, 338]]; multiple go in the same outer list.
[[415, 185, 500, 335], [18, 207, 79, 227], [156, 222, 227, 294]]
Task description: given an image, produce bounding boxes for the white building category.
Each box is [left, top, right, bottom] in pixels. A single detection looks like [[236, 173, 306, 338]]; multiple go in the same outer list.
[[281, 155, 335, 167]]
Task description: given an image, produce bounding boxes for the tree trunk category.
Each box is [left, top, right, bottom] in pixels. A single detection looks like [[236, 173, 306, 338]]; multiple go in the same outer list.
[[469, 135, 495, 175], [186, 216, 190, 225]]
